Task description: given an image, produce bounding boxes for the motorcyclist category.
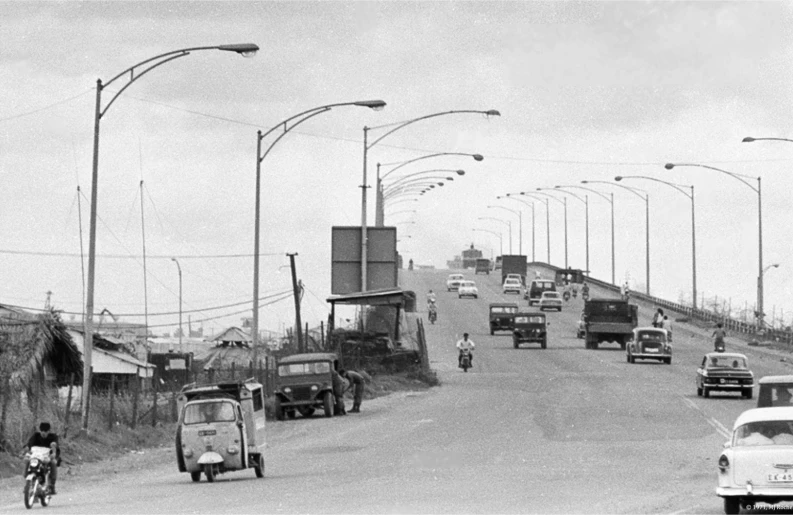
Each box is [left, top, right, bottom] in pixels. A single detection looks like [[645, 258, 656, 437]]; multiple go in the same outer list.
[[712, 323, 727, 352], [426, 290, 436, 305], [582, 282, 590, 299], [456, 333, 475, 368], [22, 422, 59, 495], [428, 301, 437, 322]]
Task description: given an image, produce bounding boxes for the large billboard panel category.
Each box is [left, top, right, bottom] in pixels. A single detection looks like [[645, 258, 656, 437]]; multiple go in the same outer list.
[[331, 226, 397, 294]]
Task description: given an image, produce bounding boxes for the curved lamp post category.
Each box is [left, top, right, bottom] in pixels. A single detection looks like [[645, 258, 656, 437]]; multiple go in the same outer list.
[[384, 169, 464, 190], [362, 109, 500, 290], [383, 176, 456, 196], [384, 181, 446, 201], [616, 175, 696, 307], [499, 195, 535, 261], [473, 228, 504, 256], [665, 162, 764, 328], [252, 99, 386, 349], [518, 192, 551, 263], [376, 154, 481, 226], [488, 205, 522, 255], [82, 43, 259, 432], [560, 184, 615, 284], [478, 217, 512, 254], [171, 258, 183, 351], [583, 181, 649, 295], [536, 188, 570, 268], [552, 187, 589, 275]]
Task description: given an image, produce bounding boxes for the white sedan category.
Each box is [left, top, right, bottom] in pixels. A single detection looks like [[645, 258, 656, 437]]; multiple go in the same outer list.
[[539, 291, 563, 311], [502, 278, 522, 295], [717, 407, 793, 514], [458, 281, 479, 299], [446, 274, 465, 291]]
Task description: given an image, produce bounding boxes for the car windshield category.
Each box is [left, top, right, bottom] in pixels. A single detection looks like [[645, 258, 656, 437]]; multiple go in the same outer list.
[[184, 401, 236, 425], [505, 280, 520, 285], [449, 275, 463, 281], [460, 281, 476, 287], [707, 356, 747, 369], [491, 306, 517, 314], [543, 293, 560, 299], [637, 332, 665, 342], [515, 315, 544, 324], [278, 361, 331, 376], [734, 420, 793, 446], [534, 281, 554, 289]]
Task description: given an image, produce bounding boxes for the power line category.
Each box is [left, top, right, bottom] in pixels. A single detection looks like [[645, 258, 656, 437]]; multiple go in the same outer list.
[[0, 249, 283, 259]]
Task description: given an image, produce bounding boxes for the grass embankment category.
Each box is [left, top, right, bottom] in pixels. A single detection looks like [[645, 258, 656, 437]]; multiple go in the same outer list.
[[0, 369, 439, 480]]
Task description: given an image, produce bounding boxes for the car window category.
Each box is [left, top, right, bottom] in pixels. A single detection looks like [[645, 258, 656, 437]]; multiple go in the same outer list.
[[542, 292, 560, 298], [278, 362, 331, 376], [735, 421, 793, 446], [461, 281, 475, 287], [707, 356, 747, 369], [638, 332, 664, 342], [184, 401, 236, 425]]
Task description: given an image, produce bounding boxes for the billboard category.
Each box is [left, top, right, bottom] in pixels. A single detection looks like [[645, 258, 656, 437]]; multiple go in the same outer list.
[[331, 226, 398, 294]]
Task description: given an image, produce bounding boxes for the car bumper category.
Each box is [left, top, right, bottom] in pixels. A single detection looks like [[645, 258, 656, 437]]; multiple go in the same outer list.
[[631, 352, 670, 360], [540, 303, 562, 309], [718, 485, 793, 499], [704, 383, 754, 390]]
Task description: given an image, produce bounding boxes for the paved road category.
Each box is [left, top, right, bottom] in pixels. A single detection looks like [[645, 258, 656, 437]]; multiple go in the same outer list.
[[2, 267, 792, 513]]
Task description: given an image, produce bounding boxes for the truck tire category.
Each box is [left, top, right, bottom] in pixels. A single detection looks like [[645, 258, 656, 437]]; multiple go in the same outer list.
[[541, 337, 547, 349], [323, 391, 334, 417], [274, 397, 284, 421], [513, 337, 519, 349]]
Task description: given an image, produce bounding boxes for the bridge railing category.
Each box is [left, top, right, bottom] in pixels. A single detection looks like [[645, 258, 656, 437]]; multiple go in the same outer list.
[[529, 262, 793, 345]]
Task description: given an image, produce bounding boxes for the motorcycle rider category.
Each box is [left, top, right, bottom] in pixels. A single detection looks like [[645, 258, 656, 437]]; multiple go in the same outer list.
[[22, 422, 59, 495], [712, 323, 727, 352], [456, 333, 475, 368], [426, 289, 436, 305], [581, 282, 590, 299], [428, 301, 438, 322]]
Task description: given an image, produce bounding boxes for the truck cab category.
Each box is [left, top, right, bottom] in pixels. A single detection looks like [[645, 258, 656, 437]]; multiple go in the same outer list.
[[583, 299, 638, 350]]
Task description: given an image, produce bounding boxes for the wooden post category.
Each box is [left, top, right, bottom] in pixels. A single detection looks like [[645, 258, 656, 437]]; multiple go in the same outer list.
[[131, 373, 139, 429], [320, 321, 325, 350], [171, 389, 177, 423], [152, 380, 158, 428], [231, 362, 236, 381], [108, 374, 116, 431], [63, 373, 74, 439]]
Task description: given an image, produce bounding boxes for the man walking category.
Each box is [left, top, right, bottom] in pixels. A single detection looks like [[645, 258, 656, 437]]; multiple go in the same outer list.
[[331, 368, 347, 416], [341, 369, 365, 413]]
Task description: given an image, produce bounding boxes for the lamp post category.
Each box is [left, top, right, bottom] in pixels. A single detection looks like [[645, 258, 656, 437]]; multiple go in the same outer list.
[[487, 205, 521, 255], [499, 195, 535, 261], [384, 182, 446, 201], [519, 192, 551, 263], [362, 109, 500, 291], [560, 184, 615, 284], [615, 175, 696, 307], [552, 187, 589, 276], [535, 188, 570, 268], [252, 99, 386, 350], [376, 155, 481, 225], [582, 181, 649, 295], [473, 228, 503, 256], [384, 169, 464, 190], [383, 175, 456, 196], [478, 217, 512, 254], [665, 162, 764, 328], [82, 42, 259, 433], [170, 258, 183, 351]]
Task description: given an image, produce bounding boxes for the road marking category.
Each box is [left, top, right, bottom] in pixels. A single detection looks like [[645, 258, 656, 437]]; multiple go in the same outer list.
[[680, 396, 731, 439]]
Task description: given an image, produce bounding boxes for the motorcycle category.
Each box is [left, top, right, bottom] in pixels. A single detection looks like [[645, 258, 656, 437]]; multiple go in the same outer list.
[[714, 339, 725, 353], [459, 348, 472, 373], [428, 308, 437, 325], [582, 291, 589, 302], [563, 290, 571, 302], [23, 446, 53, 509], [572, 287, 578, 298]]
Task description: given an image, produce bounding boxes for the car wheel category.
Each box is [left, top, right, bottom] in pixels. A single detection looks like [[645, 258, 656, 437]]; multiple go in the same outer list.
[[190, 471, 201, 482], [513, 338, 519, 349], [490, 329, 494, 335], [743, 388, 753, 399], [254, 454, 265, 479], [696, 386, 702, 397], [665, 357, 672, 365], [629, 354, 635, 364], [703, 387, 710, 398], [723, 497, 740, 515], [323, 391, 334, 417], [541, 338, 547, 349], [274, 397, 284, 421], [204, 464, 215, 483], [626, 353, 630, 363]]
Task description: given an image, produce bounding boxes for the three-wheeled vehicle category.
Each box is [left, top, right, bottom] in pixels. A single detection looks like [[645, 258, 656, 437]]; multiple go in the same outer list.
[[176, 380, 266, 482], [513, 311, 548, 349], [489, 302, 518, 335]]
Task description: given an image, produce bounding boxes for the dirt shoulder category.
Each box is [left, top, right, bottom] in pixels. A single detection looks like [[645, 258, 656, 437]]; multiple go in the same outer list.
[[0, 369, 437, 482]]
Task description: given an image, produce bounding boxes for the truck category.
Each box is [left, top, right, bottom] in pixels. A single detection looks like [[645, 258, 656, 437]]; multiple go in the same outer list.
[[500, 255, 528, 286], [475, 258, 491, 275], [583, 298, 638, 350]]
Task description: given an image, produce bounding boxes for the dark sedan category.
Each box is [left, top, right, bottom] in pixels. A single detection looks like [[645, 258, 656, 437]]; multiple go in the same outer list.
[[696, 352, 755, 399]]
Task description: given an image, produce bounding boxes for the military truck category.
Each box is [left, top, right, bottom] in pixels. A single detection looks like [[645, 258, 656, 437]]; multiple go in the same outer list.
[[500, 255, 527, 285], [475, 258, 491, 275], [583, 298, 638, 350]]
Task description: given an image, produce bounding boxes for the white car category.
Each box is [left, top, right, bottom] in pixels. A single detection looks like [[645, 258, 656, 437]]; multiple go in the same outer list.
[[717, 407, 793, 514], [458, 281, 479, 299], [539, 291, 563, 311], [446, 274, 465, 291], [503, 278, 522, 295]]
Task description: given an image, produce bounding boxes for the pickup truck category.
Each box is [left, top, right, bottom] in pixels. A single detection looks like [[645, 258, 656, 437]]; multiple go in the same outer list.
[[583, 298, 638, 350]]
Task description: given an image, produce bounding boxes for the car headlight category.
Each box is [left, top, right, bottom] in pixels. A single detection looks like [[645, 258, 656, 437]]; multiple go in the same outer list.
[[311, 385, 318, 391], [718, 454, 729, 472], [183, 447, 194, 458], [29, 458, 39, 467], [283, 387, 292, 394], [227, 445, 239, 455]]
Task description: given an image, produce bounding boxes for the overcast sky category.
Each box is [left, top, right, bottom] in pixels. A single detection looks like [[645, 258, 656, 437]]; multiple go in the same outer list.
[[2, 1, 792, 335]]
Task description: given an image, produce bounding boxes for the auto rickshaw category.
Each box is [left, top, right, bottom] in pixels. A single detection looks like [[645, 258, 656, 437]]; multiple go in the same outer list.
[[175, 380, 266, 482]]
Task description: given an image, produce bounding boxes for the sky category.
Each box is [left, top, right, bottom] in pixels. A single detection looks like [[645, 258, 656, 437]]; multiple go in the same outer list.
[[1, 1, 792, 336]]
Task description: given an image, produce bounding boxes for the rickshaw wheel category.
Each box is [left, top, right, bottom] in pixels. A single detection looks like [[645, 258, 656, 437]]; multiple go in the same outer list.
[[190, 471, 201, 482], [254, 454, 265, 478], [204, 464, 215, 483]]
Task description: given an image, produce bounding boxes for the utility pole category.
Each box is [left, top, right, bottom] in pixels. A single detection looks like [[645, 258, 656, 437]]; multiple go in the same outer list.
[[287, 253, 304, 352]]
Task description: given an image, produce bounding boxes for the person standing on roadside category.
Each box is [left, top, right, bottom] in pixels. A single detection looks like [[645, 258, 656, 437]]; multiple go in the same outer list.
[[340, 369, 365, 413], [331, 366, 347, 416], [712, 323, 727, 352]]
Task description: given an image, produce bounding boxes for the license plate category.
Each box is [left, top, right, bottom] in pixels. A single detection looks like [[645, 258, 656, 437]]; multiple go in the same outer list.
[[768, 473, 793, 482], [198, 429, 216, 436], [645, 348, 658, 353], [721, 379, 738, 384]]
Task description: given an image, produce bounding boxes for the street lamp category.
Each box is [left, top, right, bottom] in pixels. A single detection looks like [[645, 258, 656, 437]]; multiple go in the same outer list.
[[362, 109, 500, 291], [563, 184, 615, 284], [498, 195, 535, 262], [252, 99, 386, 349], [518, 192, 551, 263], [473, 228, 503, 256], [171, 258, 183, 351], [487, 205, 522, 255], [583, 181, 649, 295], [665, 162, 764, 328], [384, 169, 464, 190], [82, 42, 259, 433], [552, 187, 589, 276], [615, 175, 696, 307], [383, 175, 457, 196], [384, 182, 447, 201], [478, 217, 512, 254], [536, 188, 570, 268]]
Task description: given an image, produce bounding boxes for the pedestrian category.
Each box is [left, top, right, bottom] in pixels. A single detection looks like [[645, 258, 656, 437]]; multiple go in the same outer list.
[[340, 369, 365, 413], [652, 308, 664, 328], [331, 366, 347, 416], [661, 315, 672, 341]]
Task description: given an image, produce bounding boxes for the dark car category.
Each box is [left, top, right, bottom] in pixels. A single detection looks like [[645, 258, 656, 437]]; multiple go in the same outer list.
[[696, 352, 754, 399], [757, 375, 793, 408], [274, 353, 339, 419], [526, 279, 557, 305], [513, 312, 547, 349], [626, 327, 672, 364], [489, 302, 518, 335]]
